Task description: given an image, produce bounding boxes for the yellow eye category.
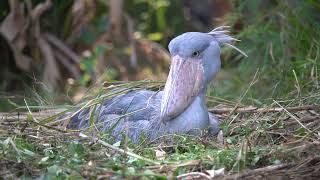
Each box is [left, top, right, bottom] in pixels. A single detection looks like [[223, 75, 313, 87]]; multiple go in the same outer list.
[[192, 51, 200, 57]]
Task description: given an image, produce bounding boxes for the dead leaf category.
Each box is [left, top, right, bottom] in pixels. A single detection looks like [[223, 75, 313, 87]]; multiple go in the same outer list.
[[155, 149, 166, 160], [205, 168, 225, 178], [217, 130, 224, 144]]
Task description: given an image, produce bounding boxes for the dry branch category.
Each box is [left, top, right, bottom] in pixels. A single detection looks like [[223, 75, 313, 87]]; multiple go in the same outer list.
[[148, 160, 202, 173], [44, 33, 81, 64], [209, 105, 320, 114], [2, 104, 319, 122], [0, 109, 64, 121], [37, 36, 60, 90], [30, 0, 52, 20], [225, 157, 320, 179], [125, 15, 138, 69], [54, 50, 81, 79], [0, 0, 32, 72], [109, 0, 123, 39]]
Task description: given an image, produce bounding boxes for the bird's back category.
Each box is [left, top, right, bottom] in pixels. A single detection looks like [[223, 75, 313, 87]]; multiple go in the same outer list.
[[67, 89, 163, 142]]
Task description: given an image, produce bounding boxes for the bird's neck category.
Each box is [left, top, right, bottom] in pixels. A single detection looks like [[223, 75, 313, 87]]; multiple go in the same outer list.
[[198, 88, 207, 102], [165, 89, 209, 133], [182, 87, 207, 114]]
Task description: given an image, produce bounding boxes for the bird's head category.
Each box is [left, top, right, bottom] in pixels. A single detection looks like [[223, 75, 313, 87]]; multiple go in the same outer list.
[[160, 26, 247, 122]]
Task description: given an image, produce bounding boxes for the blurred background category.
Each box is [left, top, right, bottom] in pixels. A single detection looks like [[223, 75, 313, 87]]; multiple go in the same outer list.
[[0, 0, 319, 111]]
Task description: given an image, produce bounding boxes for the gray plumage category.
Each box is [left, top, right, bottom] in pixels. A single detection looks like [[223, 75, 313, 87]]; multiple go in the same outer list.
[[67, 26, 245, 143]]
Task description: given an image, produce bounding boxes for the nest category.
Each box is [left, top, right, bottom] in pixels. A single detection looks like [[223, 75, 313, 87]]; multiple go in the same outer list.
[[0, 84, 319, 178]]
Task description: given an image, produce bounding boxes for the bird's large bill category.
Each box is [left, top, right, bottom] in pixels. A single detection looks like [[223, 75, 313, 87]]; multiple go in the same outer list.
[[160, 55, 205, 122]]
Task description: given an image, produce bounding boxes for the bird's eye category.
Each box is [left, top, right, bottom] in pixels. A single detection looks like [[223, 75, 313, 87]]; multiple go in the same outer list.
[[192, 51, 200, 57]]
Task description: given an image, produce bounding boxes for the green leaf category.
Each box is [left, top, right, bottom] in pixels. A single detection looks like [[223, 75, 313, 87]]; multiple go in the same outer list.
[[147, 32, 163, 41], [67, 141, 85, 157], [22, 149, 35, 156]]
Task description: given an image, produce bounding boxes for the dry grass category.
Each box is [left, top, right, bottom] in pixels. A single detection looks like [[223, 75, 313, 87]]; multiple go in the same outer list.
[[0, 81, 320, 179]]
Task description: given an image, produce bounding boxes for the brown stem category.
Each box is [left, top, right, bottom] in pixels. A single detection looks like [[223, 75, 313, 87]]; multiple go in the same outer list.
[[209, 105, 320, 114]]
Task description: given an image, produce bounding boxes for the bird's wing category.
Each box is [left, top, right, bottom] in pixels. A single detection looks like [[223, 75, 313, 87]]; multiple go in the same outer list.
[[68, 89, 162, 131]]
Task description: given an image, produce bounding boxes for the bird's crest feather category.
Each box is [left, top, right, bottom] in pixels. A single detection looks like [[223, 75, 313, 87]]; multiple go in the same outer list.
[[208, 26, 248, 57]]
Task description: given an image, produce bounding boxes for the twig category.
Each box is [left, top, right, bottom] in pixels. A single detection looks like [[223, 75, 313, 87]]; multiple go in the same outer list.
[[209, 104, 320, 114], [273, 100, 313, 133], [0, 112, 58, 121], [79, 133, 160, 165], [148, 160, 202, 172], [226, 69, 259, 118], [234, 163, 290, 179]]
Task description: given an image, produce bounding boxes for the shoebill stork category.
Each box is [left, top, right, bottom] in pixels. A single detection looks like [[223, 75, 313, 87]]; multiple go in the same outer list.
[[68, 26, 247, 143]]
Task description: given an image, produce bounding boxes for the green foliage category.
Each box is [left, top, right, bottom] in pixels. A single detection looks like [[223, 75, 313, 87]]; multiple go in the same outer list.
[[79, 44, 116, 85], [212, 0, 320, 102], [124, 0, 192, 44], [0, 96, 287, 178]]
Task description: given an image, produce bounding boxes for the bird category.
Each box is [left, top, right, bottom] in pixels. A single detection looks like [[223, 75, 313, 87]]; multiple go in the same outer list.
[[67, 26, 247, 143]]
